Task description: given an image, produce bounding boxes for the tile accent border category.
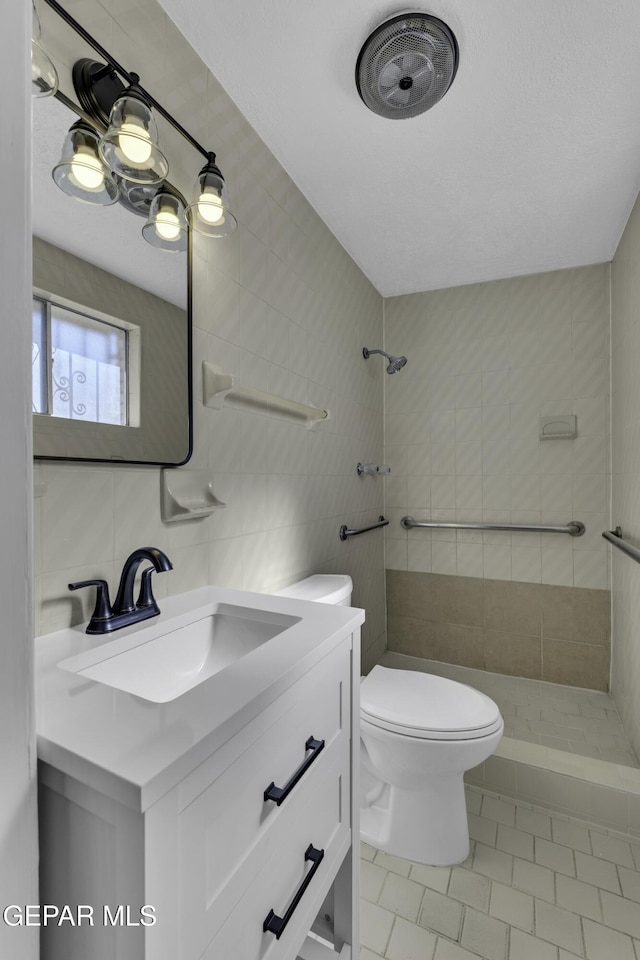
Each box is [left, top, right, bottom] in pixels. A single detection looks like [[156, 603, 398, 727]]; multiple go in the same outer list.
[[387, 570, 611, 690]]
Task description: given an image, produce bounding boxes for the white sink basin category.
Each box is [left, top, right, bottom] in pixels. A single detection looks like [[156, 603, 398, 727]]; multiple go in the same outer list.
[[57, 603, 300, 703]]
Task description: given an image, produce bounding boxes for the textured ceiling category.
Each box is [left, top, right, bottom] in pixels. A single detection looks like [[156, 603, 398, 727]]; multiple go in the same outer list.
[[157, 0, 640, 296]]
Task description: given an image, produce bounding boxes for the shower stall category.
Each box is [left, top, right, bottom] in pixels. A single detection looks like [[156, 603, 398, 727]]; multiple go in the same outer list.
[[380, 258, 640, 834]]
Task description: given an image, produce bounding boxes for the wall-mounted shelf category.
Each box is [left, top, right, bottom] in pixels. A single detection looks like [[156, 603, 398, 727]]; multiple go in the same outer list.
[[539, 414, 577, 440], [202, 362, 329, 428], [161, 468, 226, 523]]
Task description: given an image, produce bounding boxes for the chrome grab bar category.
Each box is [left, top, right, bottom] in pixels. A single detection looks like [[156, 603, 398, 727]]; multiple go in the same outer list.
[[602, 527, 640, 564], [401, 516, 585, 537], [339, 515, 388, 541]]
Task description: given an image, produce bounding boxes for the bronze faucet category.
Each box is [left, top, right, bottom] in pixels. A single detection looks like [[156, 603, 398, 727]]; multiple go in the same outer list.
[[69, 547, 173, 635]]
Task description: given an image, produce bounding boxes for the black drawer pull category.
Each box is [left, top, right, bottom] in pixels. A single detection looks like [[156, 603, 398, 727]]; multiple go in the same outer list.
[[263, 844, 325, 939], [263, 736, 325, 806]]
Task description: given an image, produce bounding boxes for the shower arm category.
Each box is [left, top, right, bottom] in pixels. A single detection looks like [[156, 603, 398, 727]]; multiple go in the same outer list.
[[362, 348, 393, 361]]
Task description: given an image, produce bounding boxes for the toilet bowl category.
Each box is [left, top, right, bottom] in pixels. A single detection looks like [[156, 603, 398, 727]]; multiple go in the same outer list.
[[275, 574, 503, 866], [360, 665, 503, 865]]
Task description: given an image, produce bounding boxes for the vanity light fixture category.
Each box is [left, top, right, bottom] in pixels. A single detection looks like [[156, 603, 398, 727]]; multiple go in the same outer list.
[[142, 188, 188, 252], [31, 2, 58, 98], [41, 0, 237, 245], [185, 153, 237, 238], [52, 120, 119, 205], [99, 74, 169, 185]]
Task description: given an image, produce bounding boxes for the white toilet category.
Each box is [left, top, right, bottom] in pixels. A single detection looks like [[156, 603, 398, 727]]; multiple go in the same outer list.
[[275, 574, 504, 867]]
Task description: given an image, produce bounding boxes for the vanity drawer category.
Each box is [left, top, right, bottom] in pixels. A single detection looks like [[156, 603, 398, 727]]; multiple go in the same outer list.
[[198, 740, 350, 960], [179, 643, 351, 959]]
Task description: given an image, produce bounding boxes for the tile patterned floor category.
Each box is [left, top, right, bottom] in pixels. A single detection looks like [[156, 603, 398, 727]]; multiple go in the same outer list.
[[360, 787, 640, 960], [382, 654, 638, 767]]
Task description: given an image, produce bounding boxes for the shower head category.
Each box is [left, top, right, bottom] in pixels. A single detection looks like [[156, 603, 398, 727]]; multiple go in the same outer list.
[[386, 355, 408, 374], [362, 347, 408, 375]]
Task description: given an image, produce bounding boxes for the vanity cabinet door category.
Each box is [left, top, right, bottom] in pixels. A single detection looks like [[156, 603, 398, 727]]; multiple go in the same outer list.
[[178, 641, 351, 960]]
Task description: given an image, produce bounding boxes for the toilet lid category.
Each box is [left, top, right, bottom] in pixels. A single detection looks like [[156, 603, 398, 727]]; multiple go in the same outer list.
[[360, 666, 502, 741]]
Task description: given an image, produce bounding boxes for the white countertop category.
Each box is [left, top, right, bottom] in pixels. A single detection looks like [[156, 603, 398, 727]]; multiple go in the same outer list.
[[35, 586, 364, 811]]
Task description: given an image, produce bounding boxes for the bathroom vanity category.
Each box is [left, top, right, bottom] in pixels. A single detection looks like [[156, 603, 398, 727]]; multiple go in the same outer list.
[[35, 586, 364, 960]]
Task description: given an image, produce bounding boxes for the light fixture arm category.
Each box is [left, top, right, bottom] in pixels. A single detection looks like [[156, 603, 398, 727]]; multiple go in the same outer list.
[[42, 0, 211, 162], [53, 86, 96, 129]]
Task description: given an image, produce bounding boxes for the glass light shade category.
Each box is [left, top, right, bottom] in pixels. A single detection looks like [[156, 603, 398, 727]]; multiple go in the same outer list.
[[185, 154, 237, 238], [32, 4, 58, 98], [52, 121, 119, 205], [99, 84, 169, 184], [142, 190, 188, 252]]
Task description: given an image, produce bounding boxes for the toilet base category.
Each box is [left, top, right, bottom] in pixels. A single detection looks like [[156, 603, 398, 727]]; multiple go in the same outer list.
[[360, 772, 470, 866]]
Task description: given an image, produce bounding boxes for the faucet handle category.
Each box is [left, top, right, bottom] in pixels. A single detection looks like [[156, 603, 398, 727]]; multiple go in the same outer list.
[[136, 567, 160, 615], [68, 579, 113, 633]]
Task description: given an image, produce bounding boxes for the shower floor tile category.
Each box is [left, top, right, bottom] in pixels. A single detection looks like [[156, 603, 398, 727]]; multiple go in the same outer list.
[[360, 787, 640, 960], [380, 653, 638, 768]]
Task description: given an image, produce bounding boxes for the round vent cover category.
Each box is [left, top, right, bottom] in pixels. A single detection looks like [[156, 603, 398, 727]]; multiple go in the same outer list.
[[356, 12, 459, 120]]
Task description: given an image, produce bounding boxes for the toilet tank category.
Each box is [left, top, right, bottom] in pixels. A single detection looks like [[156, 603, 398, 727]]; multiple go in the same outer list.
[[275, 574, 353, 606]]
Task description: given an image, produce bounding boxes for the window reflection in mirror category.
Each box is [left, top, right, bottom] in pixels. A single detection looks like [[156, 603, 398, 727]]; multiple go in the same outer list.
[[33, 294, 130, 426]]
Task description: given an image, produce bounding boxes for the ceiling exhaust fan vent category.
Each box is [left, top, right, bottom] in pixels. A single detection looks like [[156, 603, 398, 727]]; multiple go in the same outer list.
[[356, 12, 459, 120]]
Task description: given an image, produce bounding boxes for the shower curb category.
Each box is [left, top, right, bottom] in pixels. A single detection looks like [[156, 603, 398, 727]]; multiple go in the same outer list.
[[465, 735, 640, 838]]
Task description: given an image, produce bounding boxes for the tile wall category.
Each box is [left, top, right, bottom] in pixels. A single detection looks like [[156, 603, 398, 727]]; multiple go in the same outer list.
[[33, 0, 386, 668], [611, 190, 640, 758], [386, 572, 610, 689], [383, 265, 611, 686], [383, 266, 610, 588]]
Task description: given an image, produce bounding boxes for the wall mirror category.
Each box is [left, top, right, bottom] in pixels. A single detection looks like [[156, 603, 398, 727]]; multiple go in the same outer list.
[[31, 58, 192, 465]]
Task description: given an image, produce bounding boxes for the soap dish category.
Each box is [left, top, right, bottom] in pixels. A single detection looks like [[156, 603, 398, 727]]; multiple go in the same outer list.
[[161, 469, 226, 522]]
